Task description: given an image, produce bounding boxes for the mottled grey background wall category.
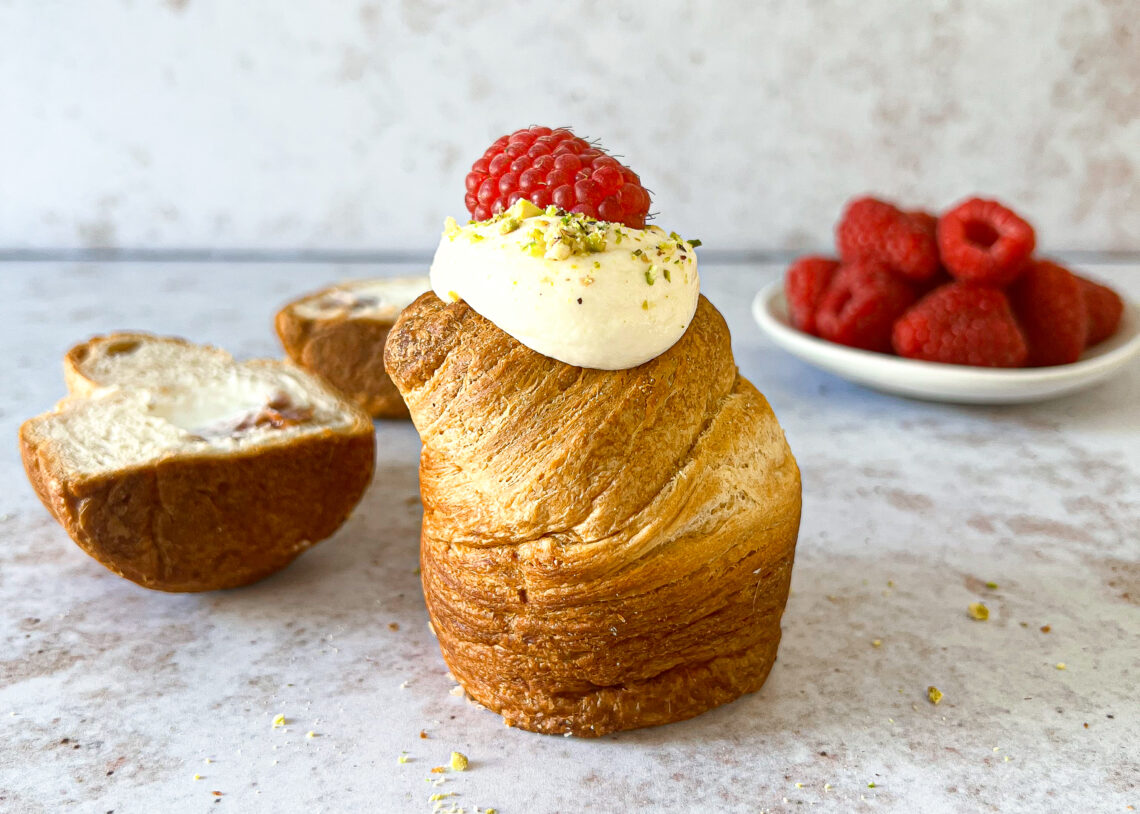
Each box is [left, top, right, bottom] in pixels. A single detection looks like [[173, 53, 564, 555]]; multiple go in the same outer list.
[[0, 0, 1136, 255]]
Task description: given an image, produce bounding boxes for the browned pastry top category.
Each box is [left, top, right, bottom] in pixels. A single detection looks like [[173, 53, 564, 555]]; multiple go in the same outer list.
[[386, 293, 790, 552]]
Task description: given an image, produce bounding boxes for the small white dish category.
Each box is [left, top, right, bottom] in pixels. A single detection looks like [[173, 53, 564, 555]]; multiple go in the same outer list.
[[752, 280, 1140, 404]]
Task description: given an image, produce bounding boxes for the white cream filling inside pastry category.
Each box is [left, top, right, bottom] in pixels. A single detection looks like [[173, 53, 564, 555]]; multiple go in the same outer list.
[[429, 199, 700, 370], [293, 276, 430, 321]]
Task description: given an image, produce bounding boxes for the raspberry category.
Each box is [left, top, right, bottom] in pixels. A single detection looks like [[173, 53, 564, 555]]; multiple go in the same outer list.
[[892, 283, 1028, 367], [784, 256, 840, 335], [1078, 276, 1124, 347], [908, 210, 939, 238], [836, 197, 941, 282], [1008, 260, 1088, 366], [937, 198, 1036, 287], [815, 261, 918, 353], [463, 126, 650, 228]]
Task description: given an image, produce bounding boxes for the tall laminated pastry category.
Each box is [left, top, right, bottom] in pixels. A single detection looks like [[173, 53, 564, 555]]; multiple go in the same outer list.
[[385, 202, 802, 736]]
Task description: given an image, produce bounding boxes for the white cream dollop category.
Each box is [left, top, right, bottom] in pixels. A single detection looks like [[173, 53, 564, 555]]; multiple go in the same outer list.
[[429, 201, 700, 370]]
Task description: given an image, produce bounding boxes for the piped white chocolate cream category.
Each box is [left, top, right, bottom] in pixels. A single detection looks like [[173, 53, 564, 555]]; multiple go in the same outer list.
[[429, 200, 700, 370]]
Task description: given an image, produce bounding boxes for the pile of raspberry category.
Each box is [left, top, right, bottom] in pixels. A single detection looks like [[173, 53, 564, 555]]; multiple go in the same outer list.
[[785, 196, 1125, 367]]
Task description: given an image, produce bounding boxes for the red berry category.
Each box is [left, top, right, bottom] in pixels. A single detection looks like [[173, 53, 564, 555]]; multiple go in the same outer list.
[[836, 197, 941, 282], [1078, 276, 1124, 347], [784, 256, 840, 335], [463, 126, 651, 228], [1008, 260, 1088, 366], [892, 283, 1028, 367], [937, 198, 1036, 286], [909, 210, 938, 238], [815, 261, 918, 353]]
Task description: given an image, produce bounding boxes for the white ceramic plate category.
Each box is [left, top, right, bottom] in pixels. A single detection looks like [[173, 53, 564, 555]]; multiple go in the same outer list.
[[752, 280, 1140, 404]]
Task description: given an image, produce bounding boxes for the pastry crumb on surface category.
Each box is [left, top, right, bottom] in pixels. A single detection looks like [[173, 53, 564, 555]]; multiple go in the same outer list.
[[193, 774, 202, 781], [449, 685, 465, 697], [871, 639, 882, 647], [927, 686, 944, 705], [430, 766, 446, 773], [985, 581, 999, 589], [398, 754, 409, 764], [450, 751, 469, 771], [305, 731, 317, 739], [388, 622, 400, 631], [968, 602, 989, 620], [1056, 662, 1067, 670], [420, 730, 429, 739], [272, 713, 286, 727], [1040, 625, 1051, 633]]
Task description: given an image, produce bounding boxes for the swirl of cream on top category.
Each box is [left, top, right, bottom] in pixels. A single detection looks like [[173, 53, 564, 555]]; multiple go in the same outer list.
[[429, 200, 701, 370]]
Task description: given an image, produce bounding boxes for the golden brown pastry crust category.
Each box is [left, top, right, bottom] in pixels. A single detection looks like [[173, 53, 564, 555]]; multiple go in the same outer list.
[[276, 291, 409, 420], [20, 428, 375, 592], [22, 333, 376, 593], [385, 293, 801, 736]]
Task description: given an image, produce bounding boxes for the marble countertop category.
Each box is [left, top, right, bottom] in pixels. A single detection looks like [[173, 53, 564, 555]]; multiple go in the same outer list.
[[1, 262, 1136, 813]]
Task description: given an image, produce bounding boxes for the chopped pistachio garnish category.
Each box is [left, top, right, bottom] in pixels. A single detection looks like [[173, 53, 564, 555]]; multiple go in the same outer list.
[[968, 602, 990, 621], [512, 199, 543, 219], [645, 268, 655, 285], [641, 300, 649, 310], [985, 581, 999, 589], [544, 238, 572, 261], [455, 198, 700, 267], [927, 686, 943, 705]]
